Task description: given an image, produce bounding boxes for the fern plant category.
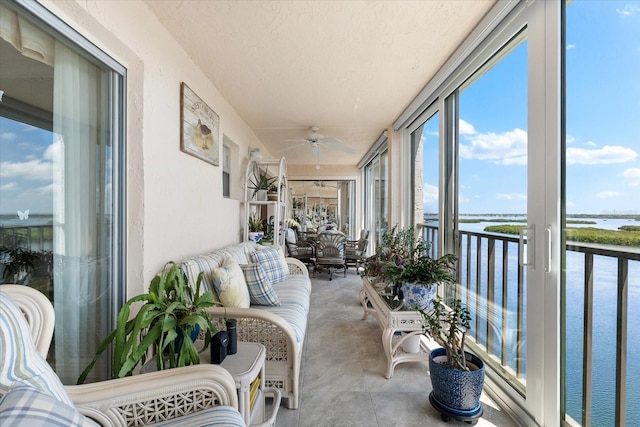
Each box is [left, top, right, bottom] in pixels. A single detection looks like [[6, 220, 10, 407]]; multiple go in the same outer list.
[[78, 261, 217, 383]]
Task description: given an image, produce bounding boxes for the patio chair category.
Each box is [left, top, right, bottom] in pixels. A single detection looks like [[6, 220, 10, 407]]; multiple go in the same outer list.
[[0, 284, 245, 427], [314, 231, 347, 280], [346, 229, 370, 271], [284, 228, 315, 268]]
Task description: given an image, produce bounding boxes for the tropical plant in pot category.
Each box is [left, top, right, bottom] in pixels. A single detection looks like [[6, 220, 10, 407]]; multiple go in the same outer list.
[[361, 225, 457, 310], [249, 166, 276, 201], [248, 212, 265, 242], [360, 225, 415, 285], [419, 295, 485, 421], [77, 261, 217, 384]]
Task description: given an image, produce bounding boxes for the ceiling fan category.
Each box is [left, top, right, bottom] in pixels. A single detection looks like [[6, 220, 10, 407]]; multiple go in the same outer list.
[[278, 126, 354, 168]]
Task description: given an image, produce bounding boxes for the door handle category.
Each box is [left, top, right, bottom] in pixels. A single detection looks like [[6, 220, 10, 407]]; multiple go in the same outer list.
[[519, 225, 535, 269], [545, 226, 551, 273]]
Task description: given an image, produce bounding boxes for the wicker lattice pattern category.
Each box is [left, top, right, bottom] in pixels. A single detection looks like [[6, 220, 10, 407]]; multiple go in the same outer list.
[[117, 388, 220, 426], [287, 262, 306, 275], [236, 318, 289, 362], [209, 316, 290, 362], [265, 377, 286, 390]]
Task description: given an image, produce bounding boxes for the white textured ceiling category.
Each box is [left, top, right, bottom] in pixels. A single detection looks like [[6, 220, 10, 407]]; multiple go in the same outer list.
[[144, 0, 495, 168]]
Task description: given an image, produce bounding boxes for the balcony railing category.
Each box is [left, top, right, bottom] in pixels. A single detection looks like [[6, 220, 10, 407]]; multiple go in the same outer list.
[[420, 223, 640, 426]]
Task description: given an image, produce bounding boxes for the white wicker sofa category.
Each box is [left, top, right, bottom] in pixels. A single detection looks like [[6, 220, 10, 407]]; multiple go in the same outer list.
[[180, 241, 311, 410]]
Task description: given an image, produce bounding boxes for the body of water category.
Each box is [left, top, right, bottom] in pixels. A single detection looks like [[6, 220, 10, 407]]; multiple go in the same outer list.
[[426, 216, 640, 425]]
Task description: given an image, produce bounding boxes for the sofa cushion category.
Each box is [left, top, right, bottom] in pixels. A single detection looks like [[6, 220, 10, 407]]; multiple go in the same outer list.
[[0, 292, 74, 406], [181, 252, 227, 302], [211, 256, 250, 308], [152, 405, 245, 426], [249, 276, 311, 344], [250, 246, 288, 283], [240, 263, 280, 306], [0, 385, 98, 427]]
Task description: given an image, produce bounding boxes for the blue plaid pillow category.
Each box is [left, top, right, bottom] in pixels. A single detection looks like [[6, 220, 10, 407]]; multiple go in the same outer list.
[[240, 263, 280, 306], [250, 247, 288, 283], [0, 385, 98, 426]]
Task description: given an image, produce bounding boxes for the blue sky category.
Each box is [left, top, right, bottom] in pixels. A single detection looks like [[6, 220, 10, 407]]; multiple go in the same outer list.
[[0, 117, 55, 216], [1, 1, 638, 218], [421, 0, 640, 215]]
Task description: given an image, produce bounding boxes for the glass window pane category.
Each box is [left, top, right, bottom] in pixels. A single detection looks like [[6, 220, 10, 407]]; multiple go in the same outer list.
[[457, 36, 528, 394], [564, 1, 640, 424], [0, 3, 123, 384]]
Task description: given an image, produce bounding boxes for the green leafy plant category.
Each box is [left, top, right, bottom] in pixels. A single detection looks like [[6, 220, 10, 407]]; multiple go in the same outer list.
[[420, 296, 472, 370], [248, 212, 265, 232], [248, 166, 276, 198], [78, 261, 217, 384], [360, 225, 457, 287]]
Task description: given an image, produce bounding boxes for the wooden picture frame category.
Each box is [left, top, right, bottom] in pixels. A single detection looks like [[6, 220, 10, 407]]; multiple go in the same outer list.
[[180, 82, 220, 166]]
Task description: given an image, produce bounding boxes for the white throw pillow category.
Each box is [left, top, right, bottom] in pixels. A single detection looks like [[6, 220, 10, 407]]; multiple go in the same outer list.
[[211, 256, 250, 308]]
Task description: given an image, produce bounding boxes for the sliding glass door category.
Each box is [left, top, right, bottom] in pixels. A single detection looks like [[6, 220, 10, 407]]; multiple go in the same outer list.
[[563, 1, 640, 425]]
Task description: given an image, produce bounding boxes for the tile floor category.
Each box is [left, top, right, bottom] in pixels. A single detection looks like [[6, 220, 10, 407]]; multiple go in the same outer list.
[[267, 269, 520, 427]]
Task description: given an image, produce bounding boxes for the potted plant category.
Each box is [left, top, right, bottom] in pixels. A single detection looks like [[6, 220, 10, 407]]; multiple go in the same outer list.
[[249, 166, 276, 201], [267, 183, 279, 201], [360, 225, 412, 285], [420, 295, 485, 421], [248, 212, 265, 242], [361, 226, 457, 311], [77, 261, 217, 383]]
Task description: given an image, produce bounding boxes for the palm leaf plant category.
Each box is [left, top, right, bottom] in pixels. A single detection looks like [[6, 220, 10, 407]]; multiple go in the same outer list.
[[78, 261, 217, 384], [248, 166, 276, 199]]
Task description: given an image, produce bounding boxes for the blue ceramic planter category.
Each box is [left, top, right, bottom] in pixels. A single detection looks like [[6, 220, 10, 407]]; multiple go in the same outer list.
[[429, 347, 485, 413], [401, 282, 437, 311]]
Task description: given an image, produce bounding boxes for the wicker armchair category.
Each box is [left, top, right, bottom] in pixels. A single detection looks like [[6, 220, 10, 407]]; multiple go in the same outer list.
[[346, 229, 370, 271], [284, 228, 315, 267], [0, 285, 244, 427], [314, 231, 347, 280]]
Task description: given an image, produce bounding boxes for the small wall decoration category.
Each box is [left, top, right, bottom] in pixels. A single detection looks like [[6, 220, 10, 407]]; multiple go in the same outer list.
[[180, 82, 220, 166]]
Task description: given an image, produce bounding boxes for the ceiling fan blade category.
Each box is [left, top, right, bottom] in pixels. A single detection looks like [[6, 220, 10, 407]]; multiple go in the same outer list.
[[319, 141, 355, 154], [278, 142, 307, 153], [312, 144, 321, 159]]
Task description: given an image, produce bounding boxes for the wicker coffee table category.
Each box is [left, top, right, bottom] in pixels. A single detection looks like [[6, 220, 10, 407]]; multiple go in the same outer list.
[[359, 276, 429, 378]]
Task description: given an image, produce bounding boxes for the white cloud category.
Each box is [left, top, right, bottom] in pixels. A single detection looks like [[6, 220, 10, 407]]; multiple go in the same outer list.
[[566, 201, 575, 208], [459, 119, 476, 135], [624, 167, 640, 187], [43, 139, 61, 161], [617, 4, 640, 16], [0, 182, 16, 190], [459, 127, 527, 165], [566, 135, 576, 144], [566, 145, 637, 164], [496, 193, 527, 200], [566, 43, 576, 50], [423, 182, 438, 204], [584, 141, 597, 147], [595, 191, 623, 199], [623, 168, 640, 178], [0, 132, 17, 141], [0, 159, 52, 180]]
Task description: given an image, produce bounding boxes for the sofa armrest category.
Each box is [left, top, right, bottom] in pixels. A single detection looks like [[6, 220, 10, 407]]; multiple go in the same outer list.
[[66, 365, 239, 426], [206, 306, 300, 361], [285, 257, 309, 276]]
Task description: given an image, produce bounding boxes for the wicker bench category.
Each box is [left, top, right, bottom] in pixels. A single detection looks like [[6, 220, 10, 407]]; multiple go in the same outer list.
[[180, 241, 311, 410]]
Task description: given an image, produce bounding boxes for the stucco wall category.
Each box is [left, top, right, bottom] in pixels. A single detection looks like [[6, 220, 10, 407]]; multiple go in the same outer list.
[[40, 0, 268, 297]]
